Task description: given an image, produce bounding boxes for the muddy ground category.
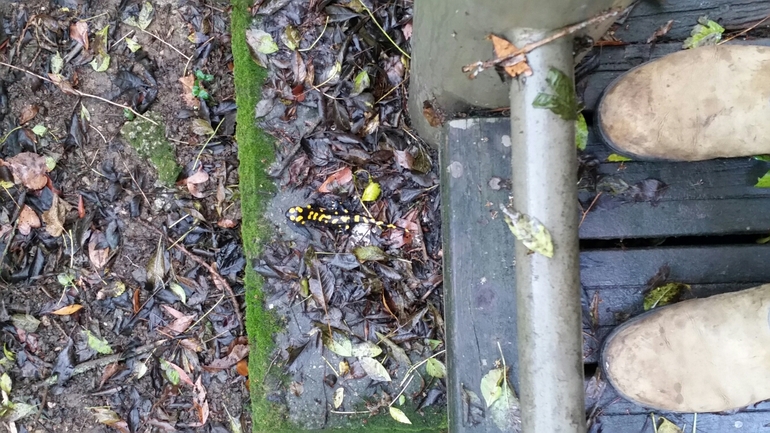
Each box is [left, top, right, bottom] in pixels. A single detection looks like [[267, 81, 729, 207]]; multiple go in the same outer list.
[[0, 0, 248, 432]]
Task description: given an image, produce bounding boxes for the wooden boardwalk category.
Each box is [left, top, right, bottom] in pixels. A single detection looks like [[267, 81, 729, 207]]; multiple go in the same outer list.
[[441, 2, 770, 431]]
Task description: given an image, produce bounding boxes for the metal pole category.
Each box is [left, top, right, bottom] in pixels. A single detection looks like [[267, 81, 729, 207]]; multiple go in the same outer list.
[[506, 28, 586, 433]]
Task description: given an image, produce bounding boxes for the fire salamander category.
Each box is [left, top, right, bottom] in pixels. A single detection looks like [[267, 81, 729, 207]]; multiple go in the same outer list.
[[285, 205, 408, 232]]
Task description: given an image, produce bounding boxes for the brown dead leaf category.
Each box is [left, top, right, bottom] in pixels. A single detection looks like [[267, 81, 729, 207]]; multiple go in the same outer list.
[[184, 169, 209, 198], [166, 360, 195, 387], [203, 343, 249, 371], [217, 218, 238, 229], [51, 304, 83, 315], [133, 288, 141, 313], [318, 167, 353, 193], [180, 338, 203, 352], [70, 21, 89, 49], [394, 149, 415, 171], [18, 205, 41, 235], [160, 305, 195, 334], [48, 73, 77, 95], [42, 193, 71, 237], [19, 105, 39, 125], [179, 74, 200, 109], [99, 362, 123, 388], [489, 34, 532, 78], [162, 305, 185, 319], [78, 194, 86, 218], [236, 358, 249, 377], [421, 100, 445, 128], [3, 152, 51, 190], [402, 22, 412, 40], [191, 376, 210, 426], [88, 231, 110, 269], [647, 20, 674, 43]]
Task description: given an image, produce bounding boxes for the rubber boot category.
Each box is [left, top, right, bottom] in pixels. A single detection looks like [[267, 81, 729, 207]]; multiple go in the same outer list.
[[598, 45, 770, 161], [602, 283, 770, 412]]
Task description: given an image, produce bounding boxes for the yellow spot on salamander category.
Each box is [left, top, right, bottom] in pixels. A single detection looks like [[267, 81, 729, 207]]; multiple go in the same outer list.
[[332, 218, 339, 224], [295, 215, 303, 222], [296, 207, 303, 213], [354, 215, 360, 223], [340, 216, 350, 223]]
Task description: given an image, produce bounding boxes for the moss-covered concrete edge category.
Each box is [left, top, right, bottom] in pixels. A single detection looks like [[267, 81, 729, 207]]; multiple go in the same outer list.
[[232, 1, 447, 431], [231, 1, 287, 431]]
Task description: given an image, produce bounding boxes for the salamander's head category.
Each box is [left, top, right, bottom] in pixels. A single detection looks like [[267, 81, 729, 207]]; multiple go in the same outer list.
[[285, 206, 306, 224]]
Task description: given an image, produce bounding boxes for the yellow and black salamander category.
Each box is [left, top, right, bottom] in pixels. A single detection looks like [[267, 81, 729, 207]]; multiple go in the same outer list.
[[285, 204, 407, 232]]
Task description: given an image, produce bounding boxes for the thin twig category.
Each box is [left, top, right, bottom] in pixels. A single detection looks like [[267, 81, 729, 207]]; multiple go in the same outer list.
[[0, 61, 157, 124], [579, 192, 602, 227], [138, 27, 191, 61], [298, 16, 329, 52], [140, 221, 244, 333], [719, 13, 770, 45], [462, 6, 629, 78], [122, 160, 150, 206], [360, 3, 410, 59]]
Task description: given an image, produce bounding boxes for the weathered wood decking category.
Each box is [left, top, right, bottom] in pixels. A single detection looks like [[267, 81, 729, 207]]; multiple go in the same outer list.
[[441, 2, 770, 431]]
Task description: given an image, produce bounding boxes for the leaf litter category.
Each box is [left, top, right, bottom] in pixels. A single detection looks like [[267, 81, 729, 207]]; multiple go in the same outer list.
[[251, 0, 445, 427], [0, 0, 250, 430]]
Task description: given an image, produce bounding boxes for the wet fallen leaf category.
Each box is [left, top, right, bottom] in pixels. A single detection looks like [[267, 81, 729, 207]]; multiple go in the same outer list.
[[4, 402, 36, 422], [333, 387, 344, 409], [18, 205, 41, 235], [51, 52, 64, 75], [480, 367, 504, 407], [488, 378, 521, 432], [204, 343, 249, 371], [3, 152, 51, 190], [389, 406, 411, 424], [84, 330, 113, 355], [532, 67, 577, 121], [421, 100, 445, 128], [489, 34, 532, 78], [426, 357, 446, 378], [125, 37, 141, 52], [217, 218, 238, 228], [19, 105, 39, 125], [42, 193, 71, 237], [169, 282, 187, 305], [246, 29, 279, 55], [647, 19, 674, 43], [353, 245, 388, 262], [161, 305, 195, 334], [500, 204, 554, 258], [161, 359, 194, 387], [351, 70, 370, 96], [192, 376, 210, 426], [351, 341, 382, 358], [32, 124, 47, 136], [123, 1, 154, 30], [184, 169, 209, 198], [323, 330, 352, 357], [318, 167, 352, 193], [48, 73, 77, 95], [99, 362, 123, 388], [51, 304, 83, 316], [361, 180, 381, 202], [656, 416, 684, 433], [359, 357, 391, 382], [644, 282, 689, 310], [683, 16, 723, 49], [236, 359, 249, 377], [179, 75, 200, 109], [756, 171, 770, 188], [90, 25, 111, 72], [576, 113, 588, 151], [159, 359, 181, 386], [607, 153, 632, 162], [88, 231, 110, 269]]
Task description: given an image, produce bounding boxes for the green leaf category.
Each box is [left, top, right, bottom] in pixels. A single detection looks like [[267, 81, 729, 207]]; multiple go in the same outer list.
[[90, 25, 111, 72], [575, 112, 587, 151], [57, 272, 76, 287], [322, 330, 353, 357], [756, 170, 770, 188], [247, 29, 279, 54], [51, 52, 64, 75], [753, 155, 770, 162], [351, 341, 382, 358], [281, 26, 301, 51], [195, 70, 214, 82], [488, 380, 521, 432], [0, 373, 11, 394], [11, 314, 40, 333], [683, 16, 724, 49], [757, 234, 770, 244], [389, 406, 412, 424], [657, 417, 684, 433], [353, 245, 388, 262], [31, 124, 47, 137], [160, 358, 180, 385], [644, 282, 689, 310], [80, 104, 91, 122], [359, 357, 391, 382], [90, 407, 122, 425], [425, 358, 446, 378], [532, 67, 577, 121], [84, 330, 113, 354], [3, 344, 15, 362], [480, 367, 504, 407], [351, 70, 370, 96], [135, 360, 148, 379], [123, 1, 154, 30], [607, 153, 632, 162], [500, 205, 554, 258], [126, 37, 142, 52], [361, 181, 381, 202], [426, 339, 442, 351], [3, 401, 36, 422], [169, 282, 187, 305]]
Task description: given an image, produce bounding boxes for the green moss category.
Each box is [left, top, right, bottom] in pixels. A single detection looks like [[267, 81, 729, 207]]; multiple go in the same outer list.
[[119, 112, 181, 186], [230, 1, 287, 431]]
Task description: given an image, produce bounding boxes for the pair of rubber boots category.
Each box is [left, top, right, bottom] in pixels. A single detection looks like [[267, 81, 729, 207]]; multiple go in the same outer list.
[[599, 44, 770, 413]]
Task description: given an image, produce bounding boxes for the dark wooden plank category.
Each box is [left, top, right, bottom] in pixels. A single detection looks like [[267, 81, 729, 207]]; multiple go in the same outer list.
[[615, 0, 770, 45], [594, 412, 770, 432], [441, 118, 519, 433]]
